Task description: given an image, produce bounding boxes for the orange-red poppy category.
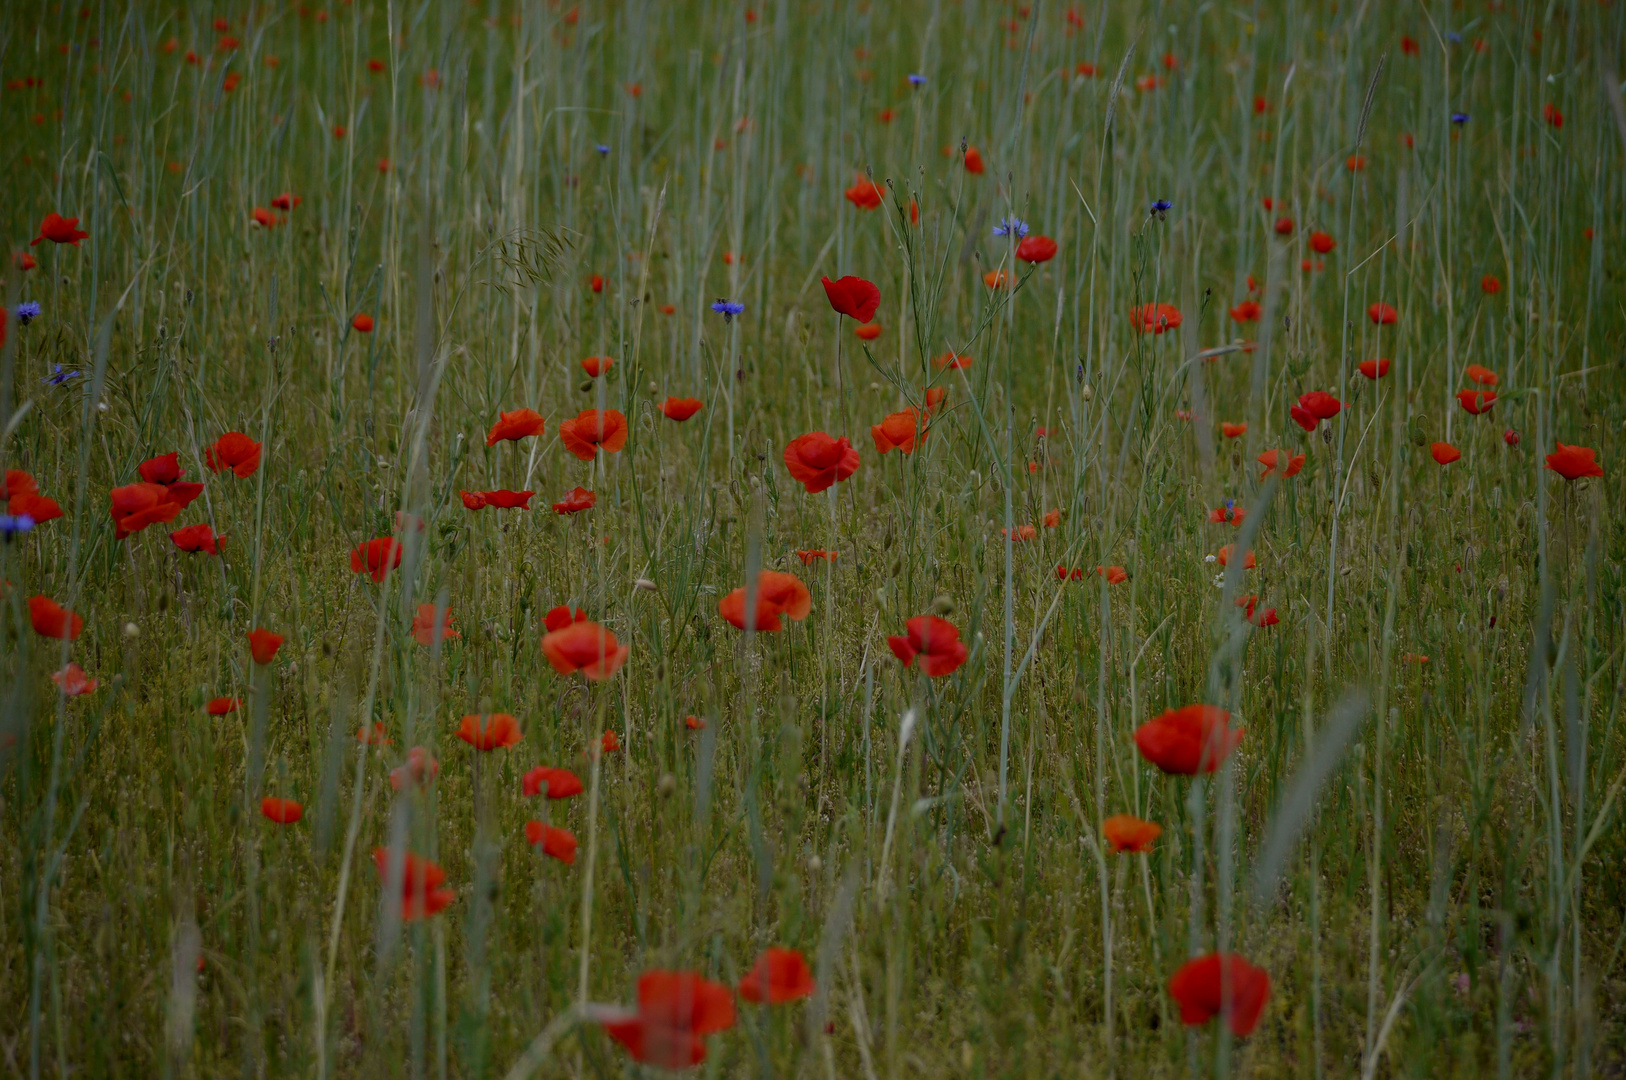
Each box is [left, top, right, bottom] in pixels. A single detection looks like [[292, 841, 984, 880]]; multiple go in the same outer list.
[[559, 409, 629, 460], [206, 697, 241, 715], [205, 432, 262, 477], [1368, 302, 1398, 325], [983, 269, 1011, 289], [523, 765, 584, 798], [1310, 230, 1336, 253], [6, 469, 36, 498], [1273, 216, 1294, 235], [1403, 653, 1429, 665], [1103, 814, 1162, 853], [356, 723, 393, 746], [1209, 505, 1245, 525], [171, 523, 223, 554], [1465, 364, 1499, 386], [843, 176, 884, 210], [600, 971, 737, 1069], [29, 595, 83, 639], [525, 821, 579, 863], [261, 797, 303, 824], [821, 275, 881, 322], [1545, 442, 1603, 480], [601, 729, 621, 753], [52, 662, 98, 697], [552, 487, 596, 514], [541, 620, 631, 679], [1044, 509, 1061, 528], [685, 715, 707, 730], [871, 409, 926, 455], [1480, 274, 1502, 295], [795, 549, 838, 564], [934, 351, 972, 370], [887, 615, 969, 677], [110, 483, 186, 538], [1097, 565, 1128, 584], [855, 323, 883, 340], [1221, 422, 1247, 439], [486, 408, 546, 446], [1542, 102, 1563, 128], [252, 207, 280, 229], [1016, 235, 1058, 263], [351, 313, 374, 333], [1002, 524, 1037, 542], [32, 212, 89, 246], [410, 604, 457, 646], [925, 387, 946, 412], [390, 746, 440, 790], [581, 355, 614, 377], [719, 570, 811, 632], [7, 489, 59, 523], [1216, 545, 1256, 569], [662, 397, 703, 421], [963, 146, 985, 173], [738, 948, 816, 1004], [544, 605, 588, 632], [248, 627, 283, 664], [350, 538, 403, 582], [783, 432, 860, 493], [1290, 391, 1341, 431], [1257, 449, 1305, 478], [1359, 358, 1391, 379], [373, 848, 456, 920], [1131, 302, 1182, 334], [590, 274, 604, 293], [457, 712, 523, 750], [1229, 300, 1261, 323], [1134, 704, 1242, 774], [1457, 389, 1496, 415], [1169, 954, 1271, 1037], [1431, 442, 1461, 465]]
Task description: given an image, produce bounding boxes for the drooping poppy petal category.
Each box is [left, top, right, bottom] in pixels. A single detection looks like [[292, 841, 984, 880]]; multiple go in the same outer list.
[[558, 409, 629, 460], [855, 323, 883, 340], [32, 212, 90, 247], [738, 948, 816, 1004], [870, 409, 926, 454], [783, 432, 860, 493], [820, 275, 881, 323], [456, 712, 523, 750], [1134, 704, 1243, 774], [1257, 449, 1305, 478], [28, 595, 83, 639], [552, 487, 596, 514], [1102, 814, 1162, 853], [580, 355, 614, 377], [1168, 953, 1272, 1037], [247, 628, 284, 664], [1431, 442, 1461, 465], [487, 408, 546, 446]]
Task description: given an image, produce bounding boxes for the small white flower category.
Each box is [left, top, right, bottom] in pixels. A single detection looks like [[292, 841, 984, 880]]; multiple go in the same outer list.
[[1212, 574, 1226, 588], [1204, 554, 1217, 563]]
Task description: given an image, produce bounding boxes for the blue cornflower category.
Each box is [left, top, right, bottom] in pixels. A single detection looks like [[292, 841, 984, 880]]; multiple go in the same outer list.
[[993, 216, 1030, 239], [908, 73, 927, 86], [1150, 199, 1172, 221], [595, 144, 611, 155], [711, 299, 745, 322], [1445, 31, 1462, 43], [0, 514, 35, 538], [45, 365, 80, 386], [1451, 112, 1470, 125], [15, 302, 40, 325]]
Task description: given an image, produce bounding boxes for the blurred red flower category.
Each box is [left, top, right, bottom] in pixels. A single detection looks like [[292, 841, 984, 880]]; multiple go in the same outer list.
[[525, 821, 578, 863], [1134, 704, 1242, 774], [350, 538, 403, 582], [738, 949, 816, 1004], [662, 397, 703, 421], [261, 797, 303, 824], [600, 971, 737, 1069], [719, 571, 811, 632], [523, 766, 584, 799], [559, 409, 629, 460], [373, 848, 456, 920], [541, 620, 631, 680], [457, 713, 523, 750], [1103, 814, 1162, 853], [887, 615, 969, 677]]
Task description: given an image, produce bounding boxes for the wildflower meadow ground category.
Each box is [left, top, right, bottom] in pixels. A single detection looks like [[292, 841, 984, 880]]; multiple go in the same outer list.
[[2, 1, 1625, 1077]]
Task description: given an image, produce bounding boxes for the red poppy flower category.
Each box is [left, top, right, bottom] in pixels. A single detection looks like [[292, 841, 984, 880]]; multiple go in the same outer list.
[[351, 313, 374, 333], [796, 549, 838, 564], [270, 192, 301, 211], [662, 397, 703, 421], [1457, 389, 1496, 415], [252, 207, 280, 229], [1229, 300, 1261, 323], [32, 212, 89, 247], [1358, 358, 1391, 379], [843, 176, 884, 210], [52, 663, 98, 697], [206, 697, 240, 715], [1544, 442, 1603, 480], [373, 848, 456, 920], [934, 351, 973, 370], [983, 269, 1011, 289], [1480, 274, 1502, 295], [855, 323, 883, 340], [600, 729, 621, 754], [28, 595, 83, 640], [1346, 154, 1366, 171], [486, 408, 546, 445], [544, 605, 587, 632], [887, 615, 969, 677], [1216, 545, 1255, 569], [1090, 565, 1124, 585], [261, 797, 303, 824], [1002, 524, 1037, 542], [1430, 442, 1461, 465], [1367, 302, 1398, 325], [205, 432, 262, 477], [552, 486, 596, 515], [7, 471, 37, 498], [457, 712, 523, 750], [390, 746, 440, 790], [14, 252, 37, 271], [588, 273, 604, 293], [581, 355, 613, 377], [783, 432, 860, 493], [1465, 364, 1499, 386], [1044, 508, 1061, 528], [963, 146, 985, 173], [1208, 505, 1245, 525], [171, 523, 223, 554], [1401, 35, 1419, 56], [350, 538, 402, 582], [541, 620, 631, 680], [523, 766, 584, 798], [1221, 422, 1247, 439], [1503, 429, 1521, 447], [359, 724, 391, 745], [925, 387, 946, 412], [109, 483, 185, 538], [600, 971, 738, 1069], [1309, 231, 1336, 254], [871, 409, 926, 455], [1289, 391, 1341, 431], [1131, 302, 1182, 334], [1273, 217, 1294, 235], [821, 275, 881, 322], [719, 570, 811, 632], [332, 124, 347, 139], [1134, 704, 1243, 774], [1016, 235, 1058, 263], [1168, 953, 1272, 1037], [685, 715, 707, 730], [558, 409, 629, 460], [1257, 449, 1305, 478], [1542, 102, 1563, 128], [525, 821, 579, 863], [9, 491, 62, 523], [368, 58, 386, 72], [410, 604, 457, 646], [1103, 814, 1162, 853], [248, 627, 284, 664], [739, 948, 816, 1004]]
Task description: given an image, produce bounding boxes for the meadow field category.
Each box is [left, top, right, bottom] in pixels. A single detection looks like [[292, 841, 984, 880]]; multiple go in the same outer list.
[[2, 0, 1624, 1076]]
